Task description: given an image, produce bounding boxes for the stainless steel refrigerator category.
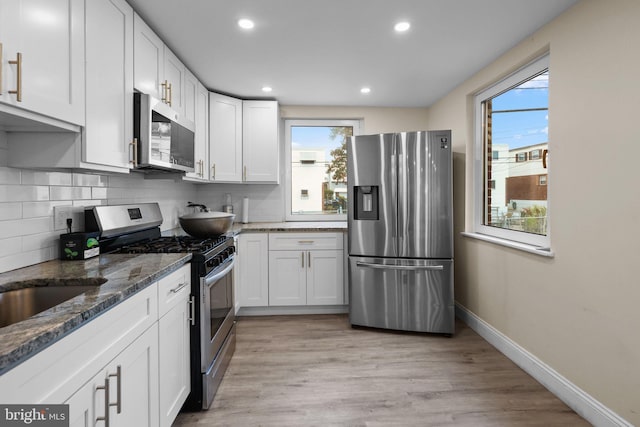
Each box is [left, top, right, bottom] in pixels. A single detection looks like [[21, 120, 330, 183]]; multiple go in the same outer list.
[[347, 130, 454, 335]]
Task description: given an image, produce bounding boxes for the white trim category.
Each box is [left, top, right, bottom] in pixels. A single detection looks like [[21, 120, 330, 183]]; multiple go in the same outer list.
[[238, 305, 348, 316], [455, 303, 633, 427], [284, 119, 360, 222], [461, 231, 554, 257], [473, 54, 551, 248]]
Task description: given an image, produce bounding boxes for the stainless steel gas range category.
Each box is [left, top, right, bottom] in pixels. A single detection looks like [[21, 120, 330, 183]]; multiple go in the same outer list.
[[85, 203, 236, 411]]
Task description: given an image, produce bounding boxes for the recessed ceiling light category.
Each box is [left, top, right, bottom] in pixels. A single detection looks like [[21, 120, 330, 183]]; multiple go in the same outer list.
[[394, 22, 410, 32], [262, 86, 273, 93], [360, 87, 371, 94], [238, 18, 255, 29]]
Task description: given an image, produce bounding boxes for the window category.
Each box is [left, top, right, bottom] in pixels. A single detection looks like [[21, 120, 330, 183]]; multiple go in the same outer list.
[[530, 149, 542, 160], [285, 119, 361, 221], [474, 54, 550, 247]]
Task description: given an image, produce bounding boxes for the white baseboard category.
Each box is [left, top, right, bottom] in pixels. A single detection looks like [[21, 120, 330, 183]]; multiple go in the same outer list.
[[238, 305, 349, 317], [455, 303, 632, 427]]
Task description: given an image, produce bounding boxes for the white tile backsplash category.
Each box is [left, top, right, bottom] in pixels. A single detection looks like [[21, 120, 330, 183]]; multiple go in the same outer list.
[[21, 170, 73, 186], [0, 185, 50, 202], [0, 203, 23, 220], [50, 186, 92, 201], [0, 162, 198, 273], [0, 167, 21, 184], [22, 201, 68, 219]]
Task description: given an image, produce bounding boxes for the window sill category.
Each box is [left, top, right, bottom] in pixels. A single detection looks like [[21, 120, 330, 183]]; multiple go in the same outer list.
[[461, 232, 554, 258]]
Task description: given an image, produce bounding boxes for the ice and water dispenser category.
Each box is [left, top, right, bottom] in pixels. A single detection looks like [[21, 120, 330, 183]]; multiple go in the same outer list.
[[354, 186, 379, 220]]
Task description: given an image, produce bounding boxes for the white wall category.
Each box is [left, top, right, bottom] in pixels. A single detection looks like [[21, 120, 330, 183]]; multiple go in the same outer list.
[[0, 131, 197, 272], [426, 0, 640, 424]]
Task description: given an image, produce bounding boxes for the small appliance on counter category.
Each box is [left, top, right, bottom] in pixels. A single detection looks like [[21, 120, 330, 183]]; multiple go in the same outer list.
[[59, 232, 100, 260], [59, 218, 100, 260]]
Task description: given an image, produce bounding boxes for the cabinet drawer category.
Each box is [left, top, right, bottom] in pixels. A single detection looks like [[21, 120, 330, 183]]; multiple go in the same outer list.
[[269, 233, 343, 251], [158, 264, 191, 318]]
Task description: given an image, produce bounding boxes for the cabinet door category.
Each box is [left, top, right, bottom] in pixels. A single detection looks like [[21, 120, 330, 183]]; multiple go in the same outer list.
[[133, 13, 164, 99], [163, 48, 185, 115], [185, 80, 208, 179], [0, 0, 85, 125], [269, 250, 307, 306], [65, 324, 159, 427], [109, 324, 159, 427], [243, 101, 279, 183], [238, 233, 269, 307], [307, 250, 344, 305], [158, 299, 190, 427], [210, 92, 243, 182], [84, 0, 133, 170], [184, 70, 197, 122], [65, 368, 105, 427]]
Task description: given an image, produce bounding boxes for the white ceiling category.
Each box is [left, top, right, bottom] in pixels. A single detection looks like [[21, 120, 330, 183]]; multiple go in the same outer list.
[[127, 0, 578, 108]]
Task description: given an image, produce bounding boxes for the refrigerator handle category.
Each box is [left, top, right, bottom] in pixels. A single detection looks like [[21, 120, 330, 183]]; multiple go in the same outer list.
[[356, 261, 444, 271]]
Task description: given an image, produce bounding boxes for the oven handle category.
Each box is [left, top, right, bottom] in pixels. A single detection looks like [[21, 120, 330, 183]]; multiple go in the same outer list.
[[204, 257, 236, 288]]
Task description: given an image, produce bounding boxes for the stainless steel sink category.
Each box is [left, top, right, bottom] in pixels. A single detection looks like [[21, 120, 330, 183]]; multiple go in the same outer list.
[[0, 278, 107, 329]]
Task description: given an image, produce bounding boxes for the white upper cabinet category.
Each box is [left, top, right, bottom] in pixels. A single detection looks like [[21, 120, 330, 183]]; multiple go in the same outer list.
[[133, 13, 163, 100], [133, 13, 186, 115], [0, 0, 85, 128], [210, 93, 243, 182], [243, 101, 279, 183], [163, 48, 186, 116], [7, 0, 134, 173], [83, 0, 134, 171], [185, 80, 209, 181], [209, 96, 279, 184]]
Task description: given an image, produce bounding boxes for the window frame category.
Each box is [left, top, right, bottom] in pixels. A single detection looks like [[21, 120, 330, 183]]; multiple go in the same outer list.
[[473, 54, 550, 248], [284, 119, 361, 222]]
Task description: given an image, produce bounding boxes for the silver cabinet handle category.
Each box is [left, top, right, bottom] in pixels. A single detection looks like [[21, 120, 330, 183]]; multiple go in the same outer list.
[[95, 377, 110, 426], [308, 251, 311, 268], [108, 366, 122, 414], [301, 252, 304, 268], [187, 295, 196, 326], [170, 282, 188, 293], [297, 240, 314, 244], [212, 164, 216, 180], [355, 261, 444, 271]]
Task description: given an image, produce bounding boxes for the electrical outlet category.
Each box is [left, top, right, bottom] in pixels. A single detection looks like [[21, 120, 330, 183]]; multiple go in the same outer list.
[[54, 206, 74, 231]]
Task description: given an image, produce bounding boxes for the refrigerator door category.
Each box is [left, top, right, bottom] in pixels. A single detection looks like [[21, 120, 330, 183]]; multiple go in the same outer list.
[[349, 256, 455, 334], [397, 131, 453, 259], [347, 133, 398, 258]]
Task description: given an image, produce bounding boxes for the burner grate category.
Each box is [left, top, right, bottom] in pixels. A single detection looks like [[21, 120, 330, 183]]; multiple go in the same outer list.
[[116, 235, 229, 254]]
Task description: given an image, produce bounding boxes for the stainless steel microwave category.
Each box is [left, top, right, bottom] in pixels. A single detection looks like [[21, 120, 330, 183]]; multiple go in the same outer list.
[[133, 92, 195, 173]]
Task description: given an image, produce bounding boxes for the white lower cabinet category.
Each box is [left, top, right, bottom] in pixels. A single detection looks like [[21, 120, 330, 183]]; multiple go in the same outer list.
[[0, 264, 191, 427], [237, 233, 269, 307], [66, 324, 160, 427], [269, 248, 343, 306], [236, 231, 346, 310], [157, 265, 191, 427]]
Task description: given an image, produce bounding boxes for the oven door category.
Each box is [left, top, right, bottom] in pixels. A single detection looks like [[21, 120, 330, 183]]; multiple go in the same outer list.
[[200, 257, 235, 372]]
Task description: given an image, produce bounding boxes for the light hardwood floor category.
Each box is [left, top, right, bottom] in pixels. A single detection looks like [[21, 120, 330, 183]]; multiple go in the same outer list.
[[174, 315, 589, 426]]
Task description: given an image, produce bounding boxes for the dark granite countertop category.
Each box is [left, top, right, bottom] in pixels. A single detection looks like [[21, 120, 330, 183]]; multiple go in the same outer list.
[[0, 253, 191, 375], [231, 222, 347, 234]]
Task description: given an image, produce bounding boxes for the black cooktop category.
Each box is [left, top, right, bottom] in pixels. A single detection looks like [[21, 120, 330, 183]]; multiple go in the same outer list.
[[114, 235, 229, 254]]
